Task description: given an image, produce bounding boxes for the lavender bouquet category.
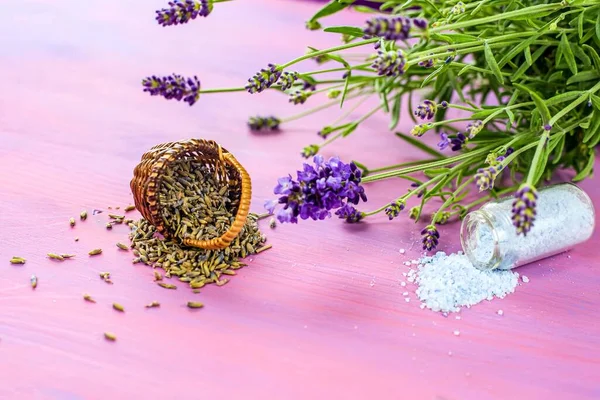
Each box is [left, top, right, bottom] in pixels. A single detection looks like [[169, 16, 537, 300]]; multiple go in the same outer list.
[[143, 0, 600, 251]]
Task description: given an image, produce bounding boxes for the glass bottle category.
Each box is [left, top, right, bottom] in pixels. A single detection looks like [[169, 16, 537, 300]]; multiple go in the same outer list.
[[460, 183, 595, 270]]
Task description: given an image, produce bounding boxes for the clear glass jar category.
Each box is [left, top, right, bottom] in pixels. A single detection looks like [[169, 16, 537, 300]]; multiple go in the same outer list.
[[460, 183, 595, 270]]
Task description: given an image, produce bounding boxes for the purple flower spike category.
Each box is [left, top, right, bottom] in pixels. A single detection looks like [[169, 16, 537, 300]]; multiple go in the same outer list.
[[277, 71, 299, 91], [247, 116, 280, 131], [264, 156, 368, 224], [475, 165, 501, 192], [245, 64, 282, 94], [156, 0, 213, 27], [385, 199, 406, 220], [289, 90, 312, 105], [450, 133, 467, 151], [372, 49, 406, 77], [438, 132, 450, 150], [335, 204, 364, 223], [511, 184, 538, 236], [414, 100, 438, 121], [465, 120, 484, 139], [142, 74, 201, 106], [412, 18, 428, 29], [421, 224, 440, 251], [364, 16, 413, 41]]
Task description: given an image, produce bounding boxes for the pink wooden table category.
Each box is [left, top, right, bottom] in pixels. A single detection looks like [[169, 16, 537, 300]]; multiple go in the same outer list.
[[1, 1, 599, 399]]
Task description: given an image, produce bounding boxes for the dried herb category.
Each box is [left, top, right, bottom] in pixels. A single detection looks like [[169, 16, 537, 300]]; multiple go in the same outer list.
[[83, 293, 96, 303], [157, 282, 177, 290], [124, 205, 136, 212], [186, 301, 204, 309], [104, 332, 117, 341], [116, 242, 129, 251], [99, 272, 113, 284], [80, 210, 88, 220], [30, 275, 38, 289], [106, 223, 113, 230], [47, 253, 65, 261], [61, 254, 76, 259], [112, 303, 125, 312], [69, 217, 76, 227], [9, 257, 26, 265], [145, 301, 160, 308], [256, 244, 272, 254], [153, 271, 163, 281], [89, 249, 103, 256], [75, 237, 79, 242]]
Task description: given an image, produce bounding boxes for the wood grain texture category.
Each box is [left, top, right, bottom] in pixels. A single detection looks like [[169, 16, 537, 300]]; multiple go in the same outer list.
[[0, 1, 599, 399]]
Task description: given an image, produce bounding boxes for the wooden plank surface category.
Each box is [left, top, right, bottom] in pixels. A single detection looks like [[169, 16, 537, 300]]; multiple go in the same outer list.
[[0, 1, 599, 399]]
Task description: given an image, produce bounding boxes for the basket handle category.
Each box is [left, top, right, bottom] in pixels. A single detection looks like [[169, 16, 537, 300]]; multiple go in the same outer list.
[[182, 152, 252, 250]]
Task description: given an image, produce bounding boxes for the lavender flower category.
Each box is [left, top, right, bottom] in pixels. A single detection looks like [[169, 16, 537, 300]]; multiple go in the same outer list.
[[245, 64, 282, 94], [142, 74, 201, 106], [451, 1, 466, 14], [414, 100, 438, 121], [156, 0, 213, 27], [301, 144, 319, 158], [450, 133, 467, 151], [465, 120, 484, 139], [335, 204, 364, 223], [372, 49, 406, 77], [364, 16, 413, 41], [438, 133, 450, 150], [301, 79, 317, 92], [418, 54, 435, 68], [318, 126, 333, 138], [412, 18, 428, 29], [434, 212, 450, 225], [475, 165, 501, 192], [385, 199, 406, 220], [410, 124, 428, 137], [289, 90, 312, 105], [277, 71, 299, 91], [408, 207, 419, 220], [511, 184, 538, 236], [421, 225, 440, 251], [495, 147, 514, 163], [411, 182, 425, 198], [247, 116, 281, 131], [265, 155, 367, 224]]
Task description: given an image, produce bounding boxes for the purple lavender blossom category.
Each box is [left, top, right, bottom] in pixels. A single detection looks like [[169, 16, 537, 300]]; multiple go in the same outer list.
[[414, 100, 438, 120], [335, 204, 364, 223], [421, 225, 440, 251], [155, 0, 213, 27], [265, 155, 368, 224], [372, 49, 406, 77], [277, 71, 299, 91], [301, 144, 319, 158], [495, 147, 514, 163], [511, 184, 538, 235], [412, 18, 428, 29], [245, 64, 282, 94], [364, 16, 413, 41], [411, 182, 425, 198], [465, 120, 483, 139], [142, 74, 201, 106], [450, 133, 467, 151], [289, 90, 311, 105], [301, 79, 317, 92], [247, 116, 281, 131], [385, 199, 406, 220], [438, 133, 450, 150], [475, 165, 501, 192], [418, 54, 434, 68]]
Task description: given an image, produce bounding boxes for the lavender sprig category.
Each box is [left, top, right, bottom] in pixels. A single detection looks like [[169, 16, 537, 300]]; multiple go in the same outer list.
[[248, 116, 281, 131], [421, 225, 440, 251], [363, 16, 413, 41], [385, 200, 405, 220], [156, 0, 213, 27], [245, 64, 282, 94], [511, 184, 538, 236], [142, 74, 201, 106], [372, 49, 406, 77]]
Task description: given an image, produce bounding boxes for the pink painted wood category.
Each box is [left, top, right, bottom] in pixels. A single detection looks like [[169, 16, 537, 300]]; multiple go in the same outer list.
[[1, 1, 599, 399]]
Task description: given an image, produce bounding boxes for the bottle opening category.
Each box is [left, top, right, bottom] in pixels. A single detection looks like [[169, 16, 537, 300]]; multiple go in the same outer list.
[[460, 211, 499, 271]]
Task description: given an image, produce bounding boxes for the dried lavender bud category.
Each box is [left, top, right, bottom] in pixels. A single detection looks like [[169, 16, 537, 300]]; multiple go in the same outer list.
[[10, 257, 26, 265], [69, 217, 76, 227], [142, 74, 201, 106], [112, 303, 125, 312], [247, 116, 280, 131], [80, 210, 88, 220], [245, 64, 281, 94], [145, 301, 160, 308], [124, 205, 136, 212], [511, 184, 538, 236], [104, 332, 117, 342], [187, 301, 204, 309], [155, 0, 213, 27], [89, 249, 102, 256], [30, 275, 38, 289], [421, 225, 440, 251], [372, 49, 406, 77], [289, 90, 312, 105], [385, 199, 406, 220], [277, 71, 299, 91]]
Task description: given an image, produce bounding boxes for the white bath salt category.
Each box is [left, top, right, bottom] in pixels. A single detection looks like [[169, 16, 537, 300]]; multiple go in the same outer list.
[[400, 281, 406, 287], [455, 315, 461, 320], [522, 275, 530, 283], [408, 251, 519, 313], [404, 261, 411, 266], [402, 292, 409, 296], [419, 303, 426, 309], [497, 310, 504, 316], [399, 248, 406, 254], [448, 351, 453, 356], [453, 330, 460, 336], [405, 298, 410, 303], [411, 259, 419, 265]]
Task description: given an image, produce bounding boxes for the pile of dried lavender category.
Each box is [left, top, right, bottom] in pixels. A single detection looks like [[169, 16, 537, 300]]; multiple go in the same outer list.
[[128, 159, 268, 289]]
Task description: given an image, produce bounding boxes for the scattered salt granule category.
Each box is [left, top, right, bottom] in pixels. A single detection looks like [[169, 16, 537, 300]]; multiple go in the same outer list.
[[522, 275, 530, 283], [408, 251, 519, 313], [402, 292, 409, 296], [405, 298, 410, 303], [404, 261, 411, 266], [453, 330, 460, 336], [400, 281, 406, 287], [399, 248, 405, 254], [497, 310, 504, 316]]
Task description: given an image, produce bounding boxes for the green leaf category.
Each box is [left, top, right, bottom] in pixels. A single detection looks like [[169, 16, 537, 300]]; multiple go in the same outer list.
[[511, 45, 548, 81], [458, 65, 474, 76], [470, 108, 498, 120], [597, 13, 600, 41], [573, 151, 595, 182], [573, 44, 591, 67], [582, 44, 600, 70], [506, 108, 515, 127], [352, 5, 378, 13], [560, 33, 578, 75], [484, 41, 504, 84], [591, 95, 600, 110], [389, 94, 402, 130], [498, 34, 540, 68], [578, 10, 584, 40], [566, 70, 600, 85], [323, 26, 364, 37], [424, 168, 451, 178], [421, 64, 447, 87], [309, 0, 354, 23], [546, 91, 582, 106], [341, 122, 359, 137], [514, 83, 551, 127], [583, 112, 600, 143], [551, 134, 565, 165], [430, 33, 479, 44], [395, 132, 444, 158], [524, 46, 532, 66], [340, 70, 351, 108]]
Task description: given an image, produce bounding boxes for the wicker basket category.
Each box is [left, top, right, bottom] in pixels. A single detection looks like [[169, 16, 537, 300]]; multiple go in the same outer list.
[[130, 138, 252, 250]]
